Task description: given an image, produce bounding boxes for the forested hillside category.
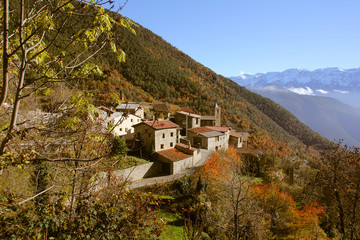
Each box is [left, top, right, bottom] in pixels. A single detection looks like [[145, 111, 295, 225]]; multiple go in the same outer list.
[[88, 12, 330, 154]]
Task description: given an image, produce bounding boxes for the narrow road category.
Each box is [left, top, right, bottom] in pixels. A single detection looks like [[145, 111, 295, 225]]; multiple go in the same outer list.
[[128, 149, 213, 189]]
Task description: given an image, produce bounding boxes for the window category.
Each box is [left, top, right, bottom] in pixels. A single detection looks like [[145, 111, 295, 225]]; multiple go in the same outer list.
[[196, 118, 199, 124], [170, 142, 173, 147], [215, 136, 219, 142], [170, 132, 174, 137], [131, 119, 133, 122], [161, 144, 164, 149], [137, 119, 140, 122], [120, 128, 123, 131], [162, 133, 165, 138]]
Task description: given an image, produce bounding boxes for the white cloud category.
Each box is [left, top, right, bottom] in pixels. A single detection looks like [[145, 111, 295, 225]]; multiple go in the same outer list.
[[316, 89, 328, 94], [334, 90, 349, 94], [288, 86, 314, 95]]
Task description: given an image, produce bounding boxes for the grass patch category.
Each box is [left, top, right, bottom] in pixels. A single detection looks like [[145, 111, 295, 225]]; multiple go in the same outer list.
[[159, 211, 184, 240], [114, 155, 149, 169]]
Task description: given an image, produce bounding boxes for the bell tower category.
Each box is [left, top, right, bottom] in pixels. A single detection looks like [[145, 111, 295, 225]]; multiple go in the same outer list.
[[214, 103, 221, 126]]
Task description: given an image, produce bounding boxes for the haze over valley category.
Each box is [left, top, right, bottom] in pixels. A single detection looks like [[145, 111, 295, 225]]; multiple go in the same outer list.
[[230, 67, 360, 147]]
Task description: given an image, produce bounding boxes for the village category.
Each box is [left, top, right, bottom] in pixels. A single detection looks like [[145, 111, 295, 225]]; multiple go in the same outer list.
[[102, 101, 250, 180]]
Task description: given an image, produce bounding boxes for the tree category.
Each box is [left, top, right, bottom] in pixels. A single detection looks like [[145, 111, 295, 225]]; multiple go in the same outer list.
[[0, 1, 167, 238], [0, 0, 136, 204], [0, 0, 135, 157], [251, 184, 326, 239], [198, 148, 265, 239], [313, 142, 360, 239]]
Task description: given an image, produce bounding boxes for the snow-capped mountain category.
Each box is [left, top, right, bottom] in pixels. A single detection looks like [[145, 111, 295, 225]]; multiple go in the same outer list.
[[231, 67, 360, 108], [230, 67, 360, 147]]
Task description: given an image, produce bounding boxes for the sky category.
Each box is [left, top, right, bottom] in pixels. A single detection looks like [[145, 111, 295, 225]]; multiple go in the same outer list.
[[114, 0, 360, 76]]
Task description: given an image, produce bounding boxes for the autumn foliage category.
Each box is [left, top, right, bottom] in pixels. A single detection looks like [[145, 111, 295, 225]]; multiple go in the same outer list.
[[197, 147, 241, 181], [251, 184, 326, 239]]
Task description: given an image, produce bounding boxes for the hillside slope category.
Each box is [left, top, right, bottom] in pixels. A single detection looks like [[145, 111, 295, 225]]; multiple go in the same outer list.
[[88, 12, 330, 153], [255, 90, 360, 147]]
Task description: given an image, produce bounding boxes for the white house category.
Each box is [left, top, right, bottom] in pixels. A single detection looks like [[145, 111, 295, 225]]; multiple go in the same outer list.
[[108, 112, 142, 139], [187, 127, 228, 151], [115, 103, 144, 119]]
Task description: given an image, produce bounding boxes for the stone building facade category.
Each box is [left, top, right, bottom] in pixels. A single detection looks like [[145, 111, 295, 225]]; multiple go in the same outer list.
[[133, 120, 181, 155], [174, 111, 201, 137]]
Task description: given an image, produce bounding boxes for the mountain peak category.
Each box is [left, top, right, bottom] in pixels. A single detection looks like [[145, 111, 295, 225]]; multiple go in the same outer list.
[[230, 67, 360, 108]]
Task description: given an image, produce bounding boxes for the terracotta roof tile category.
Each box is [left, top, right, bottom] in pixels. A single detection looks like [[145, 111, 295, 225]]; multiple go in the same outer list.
[[205, 126, 231, 132], [156, 148, 192, 162], [188, 127, 214, 134], [230, 131, 244, 138], [176, 111, 201, 118], [143, 120, 181, 130]]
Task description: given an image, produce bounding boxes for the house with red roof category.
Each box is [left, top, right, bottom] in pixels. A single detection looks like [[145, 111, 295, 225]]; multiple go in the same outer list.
[[230, 131, 250, 148], [156, 143, 201, 174], [133, 120, 182, 156], [187, 127, 229, 151]]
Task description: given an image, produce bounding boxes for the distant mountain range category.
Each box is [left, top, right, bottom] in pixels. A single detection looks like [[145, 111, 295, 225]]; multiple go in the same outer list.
[[231, 67, 360, 108], [230, 68, 360, 147]]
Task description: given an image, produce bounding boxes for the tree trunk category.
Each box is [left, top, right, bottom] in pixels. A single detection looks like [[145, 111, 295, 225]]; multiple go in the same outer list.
[[0, 0, 9, 108], [0, 0, 27, 154]]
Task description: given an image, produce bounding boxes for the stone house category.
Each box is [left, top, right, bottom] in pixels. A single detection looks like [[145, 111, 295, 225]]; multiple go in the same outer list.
[[205, 126, 231, 149], [230, 131, 250, 148], [187, 127, 228, 151], [156, 143, 201, 174], [115, 103, 144, 119], [174, 111, 201, 137], [133, 120, 181, 155], [108, 112, 142, 139], [200, 103, 221, 127], [200, 115, 216, 127]]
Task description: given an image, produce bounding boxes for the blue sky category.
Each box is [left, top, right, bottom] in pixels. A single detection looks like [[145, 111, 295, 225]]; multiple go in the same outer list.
[[116, 0, 360, 76]]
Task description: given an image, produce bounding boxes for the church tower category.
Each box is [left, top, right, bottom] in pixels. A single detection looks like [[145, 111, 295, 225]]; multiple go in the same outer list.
[[214, 103, 221, 126]]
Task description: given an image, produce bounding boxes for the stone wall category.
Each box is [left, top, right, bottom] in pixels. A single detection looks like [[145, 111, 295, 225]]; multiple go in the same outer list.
[[92, 162, 163, 192], [112, 161, 163, 181], [173, 156, 194, 174]]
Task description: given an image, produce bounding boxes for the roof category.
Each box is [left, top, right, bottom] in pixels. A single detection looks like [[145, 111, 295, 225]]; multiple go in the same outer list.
[[175, 143, 197, 153], [135, 120, 181, 130], [188, 127, 214, 134], [200, 131, 224, 138], [108, 112, 141, 121], [156, 147, 192, 163], [230, 131, 244, 138], [205, 126, 231, 133], [181, 107, 194, 113], [189, 127, 224, 138], [115, 103, 140, 110], [201, 115, 215, 121], [176, 111, 201, 118]]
